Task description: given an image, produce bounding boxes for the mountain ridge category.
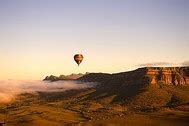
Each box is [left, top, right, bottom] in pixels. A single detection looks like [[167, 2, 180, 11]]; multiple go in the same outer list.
[[78, 67, 189, 86], [43, 73, 87, 81]]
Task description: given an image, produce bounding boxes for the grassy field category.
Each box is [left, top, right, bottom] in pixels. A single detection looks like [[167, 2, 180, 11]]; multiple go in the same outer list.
[[0, 88, 189, 126], [85, 110, 189, 126]]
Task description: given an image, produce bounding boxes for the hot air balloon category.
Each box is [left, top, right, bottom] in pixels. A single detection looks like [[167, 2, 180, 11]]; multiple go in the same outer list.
[[74, 54, 83, 66]]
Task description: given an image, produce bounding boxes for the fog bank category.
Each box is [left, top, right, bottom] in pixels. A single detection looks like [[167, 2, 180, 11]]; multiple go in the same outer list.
[[0, 80, 96, 103]]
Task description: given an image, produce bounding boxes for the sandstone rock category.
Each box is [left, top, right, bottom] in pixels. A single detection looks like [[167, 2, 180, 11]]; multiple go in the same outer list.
[[146, 67, 189, 85]]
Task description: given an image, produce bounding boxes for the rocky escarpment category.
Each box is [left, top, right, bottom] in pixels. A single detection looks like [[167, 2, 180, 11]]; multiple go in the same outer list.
[[79, 67, 189, 86], [145, 67, 189, 85]]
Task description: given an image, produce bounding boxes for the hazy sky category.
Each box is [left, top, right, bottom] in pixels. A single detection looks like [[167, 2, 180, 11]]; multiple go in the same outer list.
[[0, 0, 189, 79]]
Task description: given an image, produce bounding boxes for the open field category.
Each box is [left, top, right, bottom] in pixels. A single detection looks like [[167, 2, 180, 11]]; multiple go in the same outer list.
[[0, 89, 189, 126]]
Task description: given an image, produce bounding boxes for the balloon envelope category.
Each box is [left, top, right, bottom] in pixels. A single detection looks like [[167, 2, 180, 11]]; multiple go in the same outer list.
[[74, 54, 83, 66]]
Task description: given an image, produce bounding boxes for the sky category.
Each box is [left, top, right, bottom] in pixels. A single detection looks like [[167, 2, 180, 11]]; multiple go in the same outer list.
[[0, 0, 189, 79]]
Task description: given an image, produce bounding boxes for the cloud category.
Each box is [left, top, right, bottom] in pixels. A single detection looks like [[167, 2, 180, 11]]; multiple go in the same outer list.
[[138, 62, 173, 67], [181, 61, 189, 66], [0, 80, 97, 103], [138, 61, 189, 67]]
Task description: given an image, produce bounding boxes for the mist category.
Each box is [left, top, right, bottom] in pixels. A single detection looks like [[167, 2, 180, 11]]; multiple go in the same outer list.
[[0, 80, 97, 103], [138, 61, 189, 67]]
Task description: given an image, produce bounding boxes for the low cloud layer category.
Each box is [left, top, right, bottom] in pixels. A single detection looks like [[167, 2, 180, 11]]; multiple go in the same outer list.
[[138, 61, 189, 67], [181, 61, 189, 66], [0, 80, 96, 103], [138, 62, 172, 67]]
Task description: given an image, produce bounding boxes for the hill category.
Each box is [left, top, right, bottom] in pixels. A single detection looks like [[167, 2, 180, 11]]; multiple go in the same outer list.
[[76, 67, 189, 108], [79, 67, 189, 85], [43, 73, 86, 81]]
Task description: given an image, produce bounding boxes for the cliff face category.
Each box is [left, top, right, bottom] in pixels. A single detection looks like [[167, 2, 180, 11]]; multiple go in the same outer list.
[[145, 67, 189, 85]]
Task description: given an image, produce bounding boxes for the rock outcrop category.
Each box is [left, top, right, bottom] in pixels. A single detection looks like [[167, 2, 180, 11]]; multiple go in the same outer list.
[[44, 73, 86, 81], [44, 75, 59, 81], [145, 67, 189, 85]]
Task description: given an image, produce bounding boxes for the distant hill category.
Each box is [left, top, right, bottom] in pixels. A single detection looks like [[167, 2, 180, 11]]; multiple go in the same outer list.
[[43, 73, 87, 81]]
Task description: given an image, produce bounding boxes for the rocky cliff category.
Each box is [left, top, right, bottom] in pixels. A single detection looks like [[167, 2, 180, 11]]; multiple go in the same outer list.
[[79, 67, 189, 86], [145, 67, 189, 85]]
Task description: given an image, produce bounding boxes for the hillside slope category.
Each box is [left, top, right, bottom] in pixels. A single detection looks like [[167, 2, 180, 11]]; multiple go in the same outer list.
[[76, 67, 189, 109]]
